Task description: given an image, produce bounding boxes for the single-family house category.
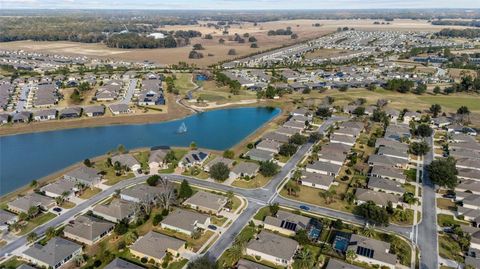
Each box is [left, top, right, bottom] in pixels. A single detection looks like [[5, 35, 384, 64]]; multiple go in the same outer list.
[[109, 104, 131, 115], [12, 111, 31, 123], [330, 134, 356, 146], [64, 166, 102, 187], [355, 189, 401, 208], [129, 231, 185, 264], [120, 184, 165, 204], [245, 231, 299, 267], [148, 149, 169, 171], [367, 177, 405, 196], [83, 105, 105, 117], [262, 132, 290, 144], [40, 178, 76, 198], [104, 258, 144, 269], [347, 234, 397, 269], [300, 172, 335, 190], [245, 149, 274, 162], [92, 199, 136, 223], [33, 109, 57, 121], [229, 162, 260, 180], [183, 191, 228, 215], [236, 259, 273, 269], [204, 157, 234, 172], [59, 107, 82, 119], [306, 161, 342, 177], [263, 210, 310, 236], [111, 154, 141, 172], [369, 166, 406, 184], [256, 140, 282, 154], [178, 150, 209, 168], [160, 208, 210, 236], [7, 193, 55, 214], [326, 259, 362, 269], [23, 237, 82, 269], [64, 215, 114, 245]]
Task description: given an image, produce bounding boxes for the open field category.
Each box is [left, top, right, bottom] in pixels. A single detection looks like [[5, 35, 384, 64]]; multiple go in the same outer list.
[[0, 19, 461, 67]]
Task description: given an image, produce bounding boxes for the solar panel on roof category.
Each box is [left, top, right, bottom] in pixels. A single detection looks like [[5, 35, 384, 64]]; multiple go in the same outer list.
[[357, 246, 374, 258], [192, 154, 200, 161]]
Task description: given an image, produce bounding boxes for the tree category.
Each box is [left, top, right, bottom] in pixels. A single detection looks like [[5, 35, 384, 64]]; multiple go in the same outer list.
[[409, 141, 430, 156], [156, 177, 176, 210], [27, 232, 38, 243], [289, 133, 307, 145], [403, 192, 418, 205], [265, 85, 277, 99], [433, 86, 441, 95], [224, 241, 244, 264], [45, 227, 56, 239], [125, 231, 138, 245], [190, 141, 198, 149], [114, 219, 129, 235], [223, 150, 235, 159], [352, 106, 365, 117], [30, 180, 37, 187], [429, 104, 442, 117], [371, 109, 388, 123], [413, 83, 427, 95], [457, 106, 471, 123], [360, 226, 375, 238], [227, 49, 237, 55], [27, 206, 39, 219], [259, 161, 279, 177], [353, 201, 390, 226], [268, 203, 279, 216], [427, 157, 458, 188], [284, 181, 300, 196], [293, 248, 314, 269], [250, 43, 258, 48], [83, 158, 92, 167], [309, 132, 323, 142], [346, 249, 357, 264], [146, 175, 160, 186], [210, 162, 230, 181], [178, 179, 193, 199], [152, 214, 163, 226], [415, 124, 433, 138], [279, 143, 298, 157], [165, 150, 177, 164], [193, 43, 204, 50], [294, 229, 310, 245], [187, 256, 217, 269], [117, 144, 126, 153], [248, 36, 257, 42], [316, 107, 331, 118]]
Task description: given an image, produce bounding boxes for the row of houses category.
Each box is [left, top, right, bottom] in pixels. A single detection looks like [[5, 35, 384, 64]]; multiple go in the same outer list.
[[251, 209, 398, 268]]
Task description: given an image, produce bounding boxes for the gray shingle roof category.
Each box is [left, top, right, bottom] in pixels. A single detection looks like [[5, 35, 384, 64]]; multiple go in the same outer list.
[[23, 237, 82, 268], [325, 258, 362, 269], [301, 171, 335, 187], [130, 231, 185, 260], [8, 193, 54, 213], [347, 234, 397, 265], [160, 208, 209, 233], [64, 215, 114, 242], [368, 177, 405, 194], [183, 191, 227, 212], [231, 162, 260, 176], [0, 209, 17, 224], [104, 258, 144, 269], [355, 189, 400, 207], [64, 166, 101, 184], [92, 199, 135, 221], [247, 231, 298, 261]]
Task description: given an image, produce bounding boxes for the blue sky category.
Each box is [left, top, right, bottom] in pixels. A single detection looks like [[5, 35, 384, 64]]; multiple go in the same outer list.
[[1, 0, 480, 9]]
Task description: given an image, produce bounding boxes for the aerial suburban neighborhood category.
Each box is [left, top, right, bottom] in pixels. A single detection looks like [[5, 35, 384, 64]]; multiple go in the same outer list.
[[1, 2, 480, 269]]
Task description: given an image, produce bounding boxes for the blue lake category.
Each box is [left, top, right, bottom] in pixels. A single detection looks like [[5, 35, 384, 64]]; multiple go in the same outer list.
[[0, 107, 280, 195]]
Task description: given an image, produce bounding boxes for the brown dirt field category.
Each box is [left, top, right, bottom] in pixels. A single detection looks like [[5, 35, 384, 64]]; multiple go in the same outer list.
[[1, 19, 464, 67]]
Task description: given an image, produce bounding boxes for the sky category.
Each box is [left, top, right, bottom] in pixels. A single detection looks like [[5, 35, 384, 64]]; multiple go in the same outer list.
[[1, 0, 480, 10]]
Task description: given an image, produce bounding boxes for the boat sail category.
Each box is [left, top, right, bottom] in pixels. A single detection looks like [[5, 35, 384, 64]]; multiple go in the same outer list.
[[177, 122, 187, 134]]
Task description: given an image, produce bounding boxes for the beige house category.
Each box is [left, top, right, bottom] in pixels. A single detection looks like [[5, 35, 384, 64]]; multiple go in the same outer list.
[[183, 191, 228, 215], [130, 231, 185, 264], [263, 210, 310, 236], [7, 193, 55, 214], [160, 208, 210, 236], [246, 231, 299, 267], [347, 234, 397, 269], [23, 237, 82, 269], [64, 215, 114, 245], [92, 199, 136, 223]]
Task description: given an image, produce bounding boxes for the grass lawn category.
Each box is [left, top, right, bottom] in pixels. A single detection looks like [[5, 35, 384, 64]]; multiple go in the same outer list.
[[231, 174, 270, 189], [94, 161, 134, 186], [0, 257, 25, 269], [439, 234, 464, 263], [172, 148, 189, 160], [167, 259, 188, 269], [155, 227, 215, 252], [217, 226, 257, 268], [134, 151, 150, 171], [173, 73, 196, 95], [418, 95, 480, 111], [254, 207, 271, 221], [79, 187, 102, 199], [231, 196, 243, 212], [403, 183, 416, 194], [437, 198, 457, 211], [280, 185, 352, 213], [211, 216, 228, 226], [18, 212, 56, 235], [60, 201, 76, 209], [437, 214, 469, 227]]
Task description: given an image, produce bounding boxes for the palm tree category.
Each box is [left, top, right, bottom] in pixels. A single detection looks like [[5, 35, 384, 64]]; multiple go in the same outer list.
[[361, 226, 375, 238], [55, 196, 65, 206], [73, 254, 85, 267], [225, 241, 245, 263], [27, 206, 39, 219], [284, 181, 300, 196], [27, 232, 38, 243], [45, 227, 56, 239], [294, 249, 314, 269], [346, 249, 357, 264]]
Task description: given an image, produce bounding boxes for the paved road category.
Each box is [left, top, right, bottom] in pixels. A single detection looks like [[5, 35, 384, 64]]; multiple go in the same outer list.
[[16, 84, 30, 112], [117, 79, 136, 105], [417, 135, 439, 269]]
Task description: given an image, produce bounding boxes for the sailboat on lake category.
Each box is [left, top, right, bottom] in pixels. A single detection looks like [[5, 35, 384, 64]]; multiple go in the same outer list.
[[177, 122, 187, 134]]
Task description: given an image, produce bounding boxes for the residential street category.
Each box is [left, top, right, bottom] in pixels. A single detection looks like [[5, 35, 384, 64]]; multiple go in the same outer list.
[[417, 135, 439, 269]]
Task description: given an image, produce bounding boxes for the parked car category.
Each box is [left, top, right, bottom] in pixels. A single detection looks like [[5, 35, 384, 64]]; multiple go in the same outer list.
[[299, 205, 310, 211], [208, 225, 217, 231]]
